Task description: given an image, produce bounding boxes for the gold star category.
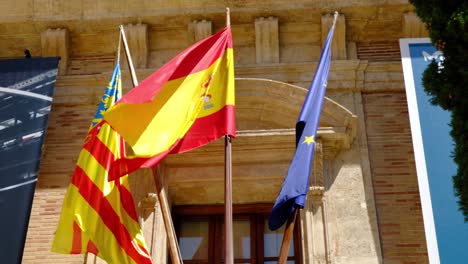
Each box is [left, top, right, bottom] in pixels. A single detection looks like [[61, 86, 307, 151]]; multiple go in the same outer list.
[[303, 135, 315, 145]]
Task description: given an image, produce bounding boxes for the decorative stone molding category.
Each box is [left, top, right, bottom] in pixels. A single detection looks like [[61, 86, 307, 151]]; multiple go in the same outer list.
[[403, 12, 429, 38], [41, 28, 69, 75], [140, 192, 158, 210], [188, 20, 212, 43], [310, 142, 324, 190], [122, 23, 148, 69], [322, 13, 347, 60], [255, 17, 279, 63]]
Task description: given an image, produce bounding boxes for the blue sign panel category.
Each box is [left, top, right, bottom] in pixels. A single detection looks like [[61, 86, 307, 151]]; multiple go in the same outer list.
[[400, 39, 468, 264], [0, 57, 59, 263]]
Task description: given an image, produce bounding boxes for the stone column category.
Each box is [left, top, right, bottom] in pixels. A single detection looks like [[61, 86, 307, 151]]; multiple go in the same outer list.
[[122, 23, 148, 69], [255, 17, 279, 63], [321, 14, 346, 60], [188, 20, 212, 43], [41, 28, 69, 75]]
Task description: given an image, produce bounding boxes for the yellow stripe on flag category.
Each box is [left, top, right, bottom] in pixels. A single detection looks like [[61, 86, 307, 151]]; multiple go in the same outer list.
[[68, 185, 140, 264], [52, 185, 87, 254], [52, 61, 151, 263]]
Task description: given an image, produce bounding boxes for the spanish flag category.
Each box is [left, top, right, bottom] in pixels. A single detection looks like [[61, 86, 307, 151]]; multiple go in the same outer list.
[[104, 27, 235, 180], [51, 63, 152, 264]]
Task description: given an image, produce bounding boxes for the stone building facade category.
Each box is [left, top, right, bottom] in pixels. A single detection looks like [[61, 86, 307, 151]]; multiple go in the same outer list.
[[0, 0, 430, 263]]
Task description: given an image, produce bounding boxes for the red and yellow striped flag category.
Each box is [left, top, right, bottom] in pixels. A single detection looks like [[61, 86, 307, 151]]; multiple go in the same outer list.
[[104, 27, 235, 180], [51, 64, 152, 264]]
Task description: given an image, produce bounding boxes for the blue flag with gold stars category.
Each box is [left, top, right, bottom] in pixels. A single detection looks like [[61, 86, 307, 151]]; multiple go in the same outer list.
[[269, 19, 336, 231]]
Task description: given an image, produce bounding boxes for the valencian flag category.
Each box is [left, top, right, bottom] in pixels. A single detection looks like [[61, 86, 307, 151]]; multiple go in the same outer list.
[[104, 27, 235, 180], [51, 63, 152, 264], [268, 18, 337, 231]]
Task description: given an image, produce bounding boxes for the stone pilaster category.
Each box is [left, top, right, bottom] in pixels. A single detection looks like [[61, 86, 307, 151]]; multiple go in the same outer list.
[[41, 28, 69, 75], [322, 14, 346, 60], [302, 195, 330, 264], [255, 17, 279, 63], [188, 20, 212, 43], [122, 23, 148, 69]]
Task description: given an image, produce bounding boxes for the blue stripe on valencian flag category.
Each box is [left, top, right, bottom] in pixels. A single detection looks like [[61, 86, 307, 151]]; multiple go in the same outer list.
[[91, 63, 122, 128]]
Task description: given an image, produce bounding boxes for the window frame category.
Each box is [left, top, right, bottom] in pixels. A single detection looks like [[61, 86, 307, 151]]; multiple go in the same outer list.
[[173, 204, 303, 264]]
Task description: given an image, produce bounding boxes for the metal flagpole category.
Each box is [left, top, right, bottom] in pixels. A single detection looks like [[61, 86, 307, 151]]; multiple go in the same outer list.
[[276, 11, 339, 264], [225, 134, 234, 264], [120, 25, 183, 264], [224, 7, 234, 264]]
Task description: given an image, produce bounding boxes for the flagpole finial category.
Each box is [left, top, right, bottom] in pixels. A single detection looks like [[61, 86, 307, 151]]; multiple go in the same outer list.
[[117, 26, 122, 64], [332, 11, 339, 26], [226, 7, 231, 27], [333, 11, 339, 21]]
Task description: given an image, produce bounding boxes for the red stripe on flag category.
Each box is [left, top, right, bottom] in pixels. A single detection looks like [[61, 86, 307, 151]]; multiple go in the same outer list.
[[107, 106, 236, 180], [108, 149, 172, 181], [71, 221, 82, 254], [172, 105, 236, 154], [71, 167, 152, 264], [87, 240, 99, 255], [118, 27, 232, 104], [82, 125, 115, 170], [115, 180, 139, 221], [166, 27, 232, 80], [82, 125, 139, 222]]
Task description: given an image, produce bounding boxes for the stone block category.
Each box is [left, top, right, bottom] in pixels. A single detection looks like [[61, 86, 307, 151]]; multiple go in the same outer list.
[[41, 28, 69, 75], [188, 20, 212, 43], [122, 23, 148, 69]]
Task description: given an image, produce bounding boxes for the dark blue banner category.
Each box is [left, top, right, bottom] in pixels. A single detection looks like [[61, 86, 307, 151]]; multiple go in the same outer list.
[[0, 57, 59, 264]]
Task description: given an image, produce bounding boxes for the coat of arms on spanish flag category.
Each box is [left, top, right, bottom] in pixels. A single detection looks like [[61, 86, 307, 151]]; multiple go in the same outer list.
[[104, 27, 235, 180]]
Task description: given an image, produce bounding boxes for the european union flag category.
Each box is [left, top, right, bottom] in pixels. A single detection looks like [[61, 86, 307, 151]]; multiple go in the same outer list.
[[268, 18, 337, 231]]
